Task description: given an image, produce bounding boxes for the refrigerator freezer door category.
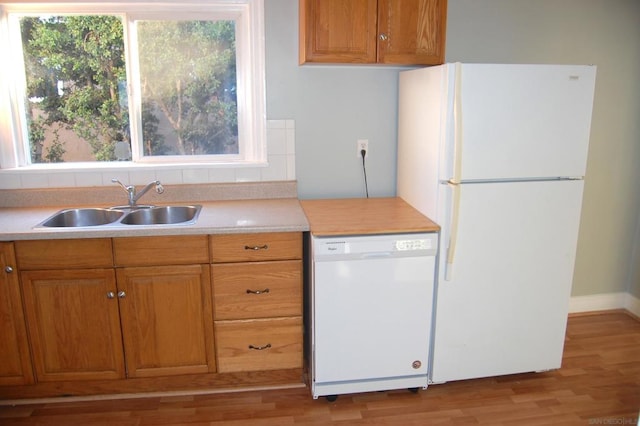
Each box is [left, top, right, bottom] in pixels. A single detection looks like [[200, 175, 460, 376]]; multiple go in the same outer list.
[[452, 64, 596, 181], [431, 179, 584, 383]]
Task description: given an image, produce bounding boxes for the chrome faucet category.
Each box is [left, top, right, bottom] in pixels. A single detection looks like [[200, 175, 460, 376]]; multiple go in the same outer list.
[[111, 178, 164, 207]]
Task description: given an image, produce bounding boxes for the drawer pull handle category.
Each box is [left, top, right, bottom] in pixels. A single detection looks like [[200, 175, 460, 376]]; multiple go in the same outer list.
[[244, 244, 268, 251], [248, 343, 272, 351], [246, 288, 270, 295]]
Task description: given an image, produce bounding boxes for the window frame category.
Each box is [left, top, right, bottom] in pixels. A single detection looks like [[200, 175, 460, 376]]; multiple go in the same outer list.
[[0, 0, 266, 170]]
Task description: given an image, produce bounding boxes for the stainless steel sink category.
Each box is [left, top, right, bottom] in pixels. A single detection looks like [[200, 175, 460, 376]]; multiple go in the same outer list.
[[38, 205, 201, 228], [120, 205, 201, 225], [39, 208, 124, 227]]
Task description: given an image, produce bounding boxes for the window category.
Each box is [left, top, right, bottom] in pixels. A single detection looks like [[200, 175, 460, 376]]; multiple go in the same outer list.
[[0, 1, 266, 169]]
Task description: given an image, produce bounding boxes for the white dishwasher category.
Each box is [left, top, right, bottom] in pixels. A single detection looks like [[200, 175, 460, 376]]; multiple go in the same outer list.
[[309, 232, 438, 400]]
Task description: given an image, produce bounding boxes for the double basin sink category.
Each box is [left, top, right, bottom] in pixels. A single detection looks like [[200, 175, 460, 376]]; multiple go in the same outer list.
[[38, 205, 202, 228]]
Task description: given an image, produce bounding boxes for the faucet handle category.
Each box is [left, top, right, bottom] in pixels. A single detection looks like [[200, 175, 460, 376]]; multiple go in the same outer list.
[[111, 178, 130, 191], [154, 181, 165, 194], [111, 178, 162, 207]]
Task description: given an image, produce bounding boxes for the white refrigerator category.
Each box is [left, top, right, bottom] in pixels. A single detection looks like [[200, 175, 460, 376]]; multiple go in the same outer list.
[[396, 63, 596, 383]]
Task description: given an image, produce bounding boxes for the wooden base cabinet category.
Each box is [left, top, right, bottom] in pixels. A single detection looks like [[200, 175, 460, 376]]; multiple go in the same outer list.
[[16, 239, 125, 382], [20, 268, 125, 382], [211, 233, 303, 374], [17, 236, 216, 382], [6, 233, 303, 398], [113, 235, 215, 378], [216, 317, 303, 373], [212, 260, 302, 320], [0, 243, 34, 385], [116, 265, 216, 378]]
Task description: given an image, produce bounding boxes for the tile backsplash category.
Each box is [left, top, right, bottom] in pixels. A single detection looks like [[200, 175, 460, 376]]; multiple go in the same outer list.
[[0, 120, 296, 190]]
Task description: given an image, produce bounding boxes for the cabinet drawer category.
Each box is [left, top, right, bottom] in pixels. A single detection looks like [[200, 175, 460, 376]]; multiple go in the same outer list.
[[211, 232, 301, 263], [114, 235, 209, 267], [212, 260, 302, 320], [215, 317, 302, 373], [15, 238, 113, 270]]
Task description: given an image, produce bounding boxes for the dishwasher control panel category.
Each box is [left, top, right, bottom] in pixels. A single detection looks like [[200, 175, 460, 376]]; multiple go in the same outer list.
[[313, 233, 438, 259], [395, 238, 433, 251]]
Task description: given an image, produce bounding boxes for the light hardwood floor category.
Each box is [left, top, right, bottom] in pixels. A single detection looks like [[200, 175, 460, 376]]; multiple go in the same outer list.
[[1, 311, 638, 425]]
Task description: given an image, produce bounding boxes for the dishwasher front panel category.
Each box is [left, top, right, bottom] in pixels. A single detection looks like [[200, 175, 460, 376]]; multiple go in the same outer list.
[[310, 233, 437, 396]]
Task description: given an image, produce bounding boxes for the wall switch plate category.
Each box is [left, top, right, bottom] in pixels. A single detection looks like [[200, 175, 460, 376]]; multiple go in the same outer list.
[[357, 139, 368, 158]]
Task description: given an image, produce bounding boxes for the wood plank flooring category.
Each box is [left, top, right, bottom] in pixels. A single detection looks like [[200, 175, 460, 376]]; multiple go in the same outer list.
[[1, 310, 638, 425]]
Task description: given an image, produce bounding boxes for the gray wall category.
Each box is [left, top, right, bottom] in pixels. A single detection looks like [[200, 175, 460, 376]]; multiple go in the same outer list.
[[265, 2, 400, 199], [264, 0, 640, 299]]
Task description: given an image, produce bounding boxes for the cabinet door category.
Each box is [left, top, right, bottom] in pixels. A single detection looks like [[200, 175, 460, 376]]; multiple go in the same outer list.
[[0, 243, 34, 385], [116, 265, 216, 378], [377, 0, 447, 65], [299, 0, 377, 64], [21, 269, 125, 382]]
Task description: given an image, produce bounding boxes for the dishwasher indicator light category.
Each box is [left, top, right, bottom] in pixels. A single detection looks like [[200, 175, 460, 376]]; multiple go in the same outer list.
[[396, 239, 430, 251]]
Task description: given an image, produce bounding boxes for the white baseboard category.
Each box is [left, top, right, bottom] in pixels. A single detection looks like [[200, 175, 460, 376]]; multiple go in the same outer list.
[[625, 293, 640, 317], [569, 291, 640, 317]]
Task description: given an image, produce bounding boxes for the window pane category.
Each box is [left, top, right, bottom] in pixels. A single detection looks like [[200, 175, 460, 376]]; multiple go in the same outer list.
[[137, 20, 238, 157], [20, 15, 127, 163]]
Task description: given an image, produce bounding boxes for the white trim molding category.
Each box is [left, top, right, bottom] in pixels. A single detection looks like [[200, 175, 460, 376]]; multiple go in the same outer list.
[[569, 291, 640, 317]]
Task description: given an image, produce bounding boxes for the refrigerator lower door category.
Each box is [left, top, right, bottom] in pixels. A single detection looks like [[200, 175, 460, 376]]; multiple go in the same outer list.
[[431, 179, 584, 383]]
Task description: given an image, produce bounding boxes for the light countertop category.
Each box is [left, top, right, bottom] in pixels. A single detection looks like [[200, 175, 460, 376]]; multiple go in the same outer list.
[[0, 198, 309, 241], [0, 184, 439, 241], [300, 197, 439, 236]]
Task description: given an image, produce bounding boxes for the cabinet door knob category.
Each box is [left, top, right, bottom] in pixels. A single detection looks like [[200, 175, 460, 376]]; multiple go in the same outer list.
[[118, 291, 126, 298], [379, 33, 389, 41], [4, 266, 14, 273], [107, 291, 115, 299]]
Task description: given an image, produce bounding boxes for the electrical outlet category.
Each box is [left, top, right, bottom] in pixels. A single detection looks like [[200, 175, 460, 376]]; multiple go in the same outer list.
[[357, 139, 369, 158]]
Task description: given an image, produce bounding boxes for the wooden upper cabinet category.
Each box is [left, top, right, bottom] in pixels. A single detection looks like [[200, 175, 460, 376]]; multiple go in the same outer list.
[[377, 0, 447, 64], [299, 0, 447, 65], [299, 0, 377, 64]]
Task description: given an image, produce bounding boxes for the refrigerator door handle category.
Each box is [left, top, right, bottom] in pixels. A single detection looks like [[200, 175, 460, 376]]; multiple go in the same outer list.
[[445, 63, 464, 281], [445, 180, 461, 281], [451, 62, 464, 185]]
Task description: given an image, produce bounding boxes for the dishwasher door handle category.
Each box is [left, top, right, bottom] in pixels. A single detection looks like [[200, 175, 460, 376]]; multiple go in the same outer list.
[[360, 252, 394, 259]]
